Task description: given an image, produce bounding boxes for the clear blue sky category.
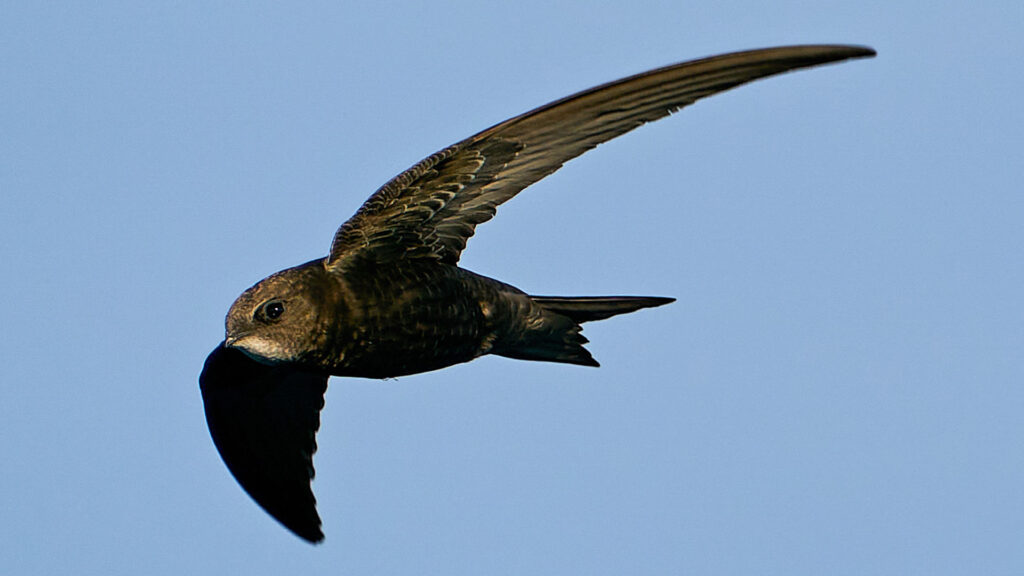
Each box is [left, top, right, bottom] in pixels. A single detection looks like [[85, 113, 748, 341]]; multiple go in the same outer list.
[[2, 2, 1022, 575]]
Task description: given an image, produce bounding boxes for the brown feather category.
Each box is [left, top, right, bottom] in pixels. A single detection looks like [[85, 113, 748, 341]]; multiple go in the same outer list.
[[328, 45, 874, 267]]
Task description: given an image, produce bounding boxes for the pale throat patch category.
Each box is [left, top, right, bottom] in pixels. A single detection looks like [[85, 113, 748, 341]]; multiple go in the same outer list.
[[234, 334, 293, 364]]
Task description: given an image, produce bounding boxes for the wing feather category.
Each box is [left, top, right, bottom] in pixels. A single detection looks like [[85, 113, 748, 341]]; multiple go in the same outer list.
[[328, 45, 875, 267], [199, 343, 329, 543]]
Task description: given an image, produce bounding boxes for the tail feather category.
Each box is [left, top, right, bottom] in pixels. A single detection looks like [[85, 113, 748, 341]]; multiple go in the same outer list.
[[492, 295, 673, 368], [497, 320, 600, 367], [530, 295, 675, 323]]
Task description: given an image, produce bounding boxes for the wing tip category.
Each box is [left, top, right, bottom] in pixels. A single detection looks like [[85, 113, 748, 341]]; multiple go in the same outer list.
[[823, 44, 876, 61], [295, 525, 326, 544]]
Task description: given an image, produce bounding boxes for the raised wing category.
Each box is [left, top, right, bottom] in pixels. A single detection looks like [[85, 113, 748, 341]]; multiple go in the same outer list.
[[328, 44, 875, 267], [199, 343, 329, 543]]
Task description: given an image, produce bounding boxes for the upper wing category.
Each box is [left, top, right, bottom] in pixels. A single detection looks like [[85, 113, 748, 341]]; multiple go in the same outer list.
[[327, 44, 875, 267], [199, 343, 329, 543]]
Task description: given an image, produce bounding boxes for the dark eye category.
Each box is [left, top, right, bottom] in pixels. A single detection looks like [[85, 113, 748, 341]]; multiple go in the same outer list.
[[256, 300, 285, 322]]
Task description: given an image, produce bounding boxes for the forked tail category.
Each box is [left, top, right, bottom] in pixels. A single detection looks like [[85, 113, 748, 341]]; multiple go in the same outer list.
[[493, 295, 674, 367]]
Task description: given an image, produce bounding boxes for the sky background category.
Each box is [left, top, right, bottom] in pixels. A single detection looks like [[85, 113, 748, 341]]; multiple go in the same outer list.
[[2, 2, 1022, 575]]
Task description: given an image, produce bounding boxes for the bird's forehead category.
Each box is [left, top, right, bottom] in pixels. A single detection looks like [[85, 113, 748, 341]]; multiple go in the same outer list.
[[231, 283, 268, 311], [242, 270, 294, 300], [226, 279, 278, 324]]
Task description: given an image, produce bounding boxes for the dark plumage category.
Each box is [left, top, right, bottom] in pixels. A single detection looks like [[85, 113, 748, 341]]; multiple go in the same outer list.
[[199, 45, 875, 543]]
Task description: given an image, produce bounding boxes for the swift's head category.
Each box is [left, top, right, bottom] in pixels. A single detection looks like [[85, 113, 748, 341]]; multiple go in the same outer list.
[[224, 260, 333, 364]]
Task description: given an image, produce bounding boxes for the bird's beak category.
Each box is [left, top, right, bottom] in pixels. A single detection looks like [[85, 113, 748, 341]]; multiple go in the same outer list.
[[224, 331, 255, 349]]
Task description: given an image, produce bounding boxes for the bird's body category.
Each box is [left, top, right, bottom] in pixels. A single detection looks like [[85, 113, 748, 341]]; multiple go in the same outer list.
[[228, 257, 671, 378], [307, 260, 507, 378], [199, 44, 875, 543]]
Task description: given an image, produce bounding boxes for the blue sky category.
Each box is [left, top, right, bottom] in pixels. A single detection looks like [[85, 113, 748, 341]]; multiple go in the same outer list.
[[2, 2, 1022, 574]]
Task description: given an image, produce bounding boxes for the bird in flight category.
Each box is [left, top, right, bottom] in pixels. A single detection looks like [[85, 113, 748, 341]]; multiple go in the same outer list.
[[199, 44, 875, 543]]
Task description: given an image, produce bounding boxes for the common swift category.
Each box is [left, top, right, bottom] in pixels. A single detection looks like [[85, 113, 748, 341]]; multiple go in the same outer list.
[[200, 44, 875, 543]]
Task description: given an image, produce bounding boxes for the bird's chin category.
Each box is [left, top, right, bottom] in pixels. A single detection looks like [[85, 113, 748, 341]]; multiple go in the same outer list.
[[225, 335, 292, 366]]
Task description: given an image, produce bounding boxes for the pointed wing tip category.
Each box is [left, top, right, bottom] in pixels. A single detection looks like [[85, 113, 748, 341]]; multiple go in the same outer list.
[[829, 44, 876, 60], [735, 44, 875, 66], [293, 524, 326, 544], [270, 502, 325, 544], [784, 43, 875, 56]]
